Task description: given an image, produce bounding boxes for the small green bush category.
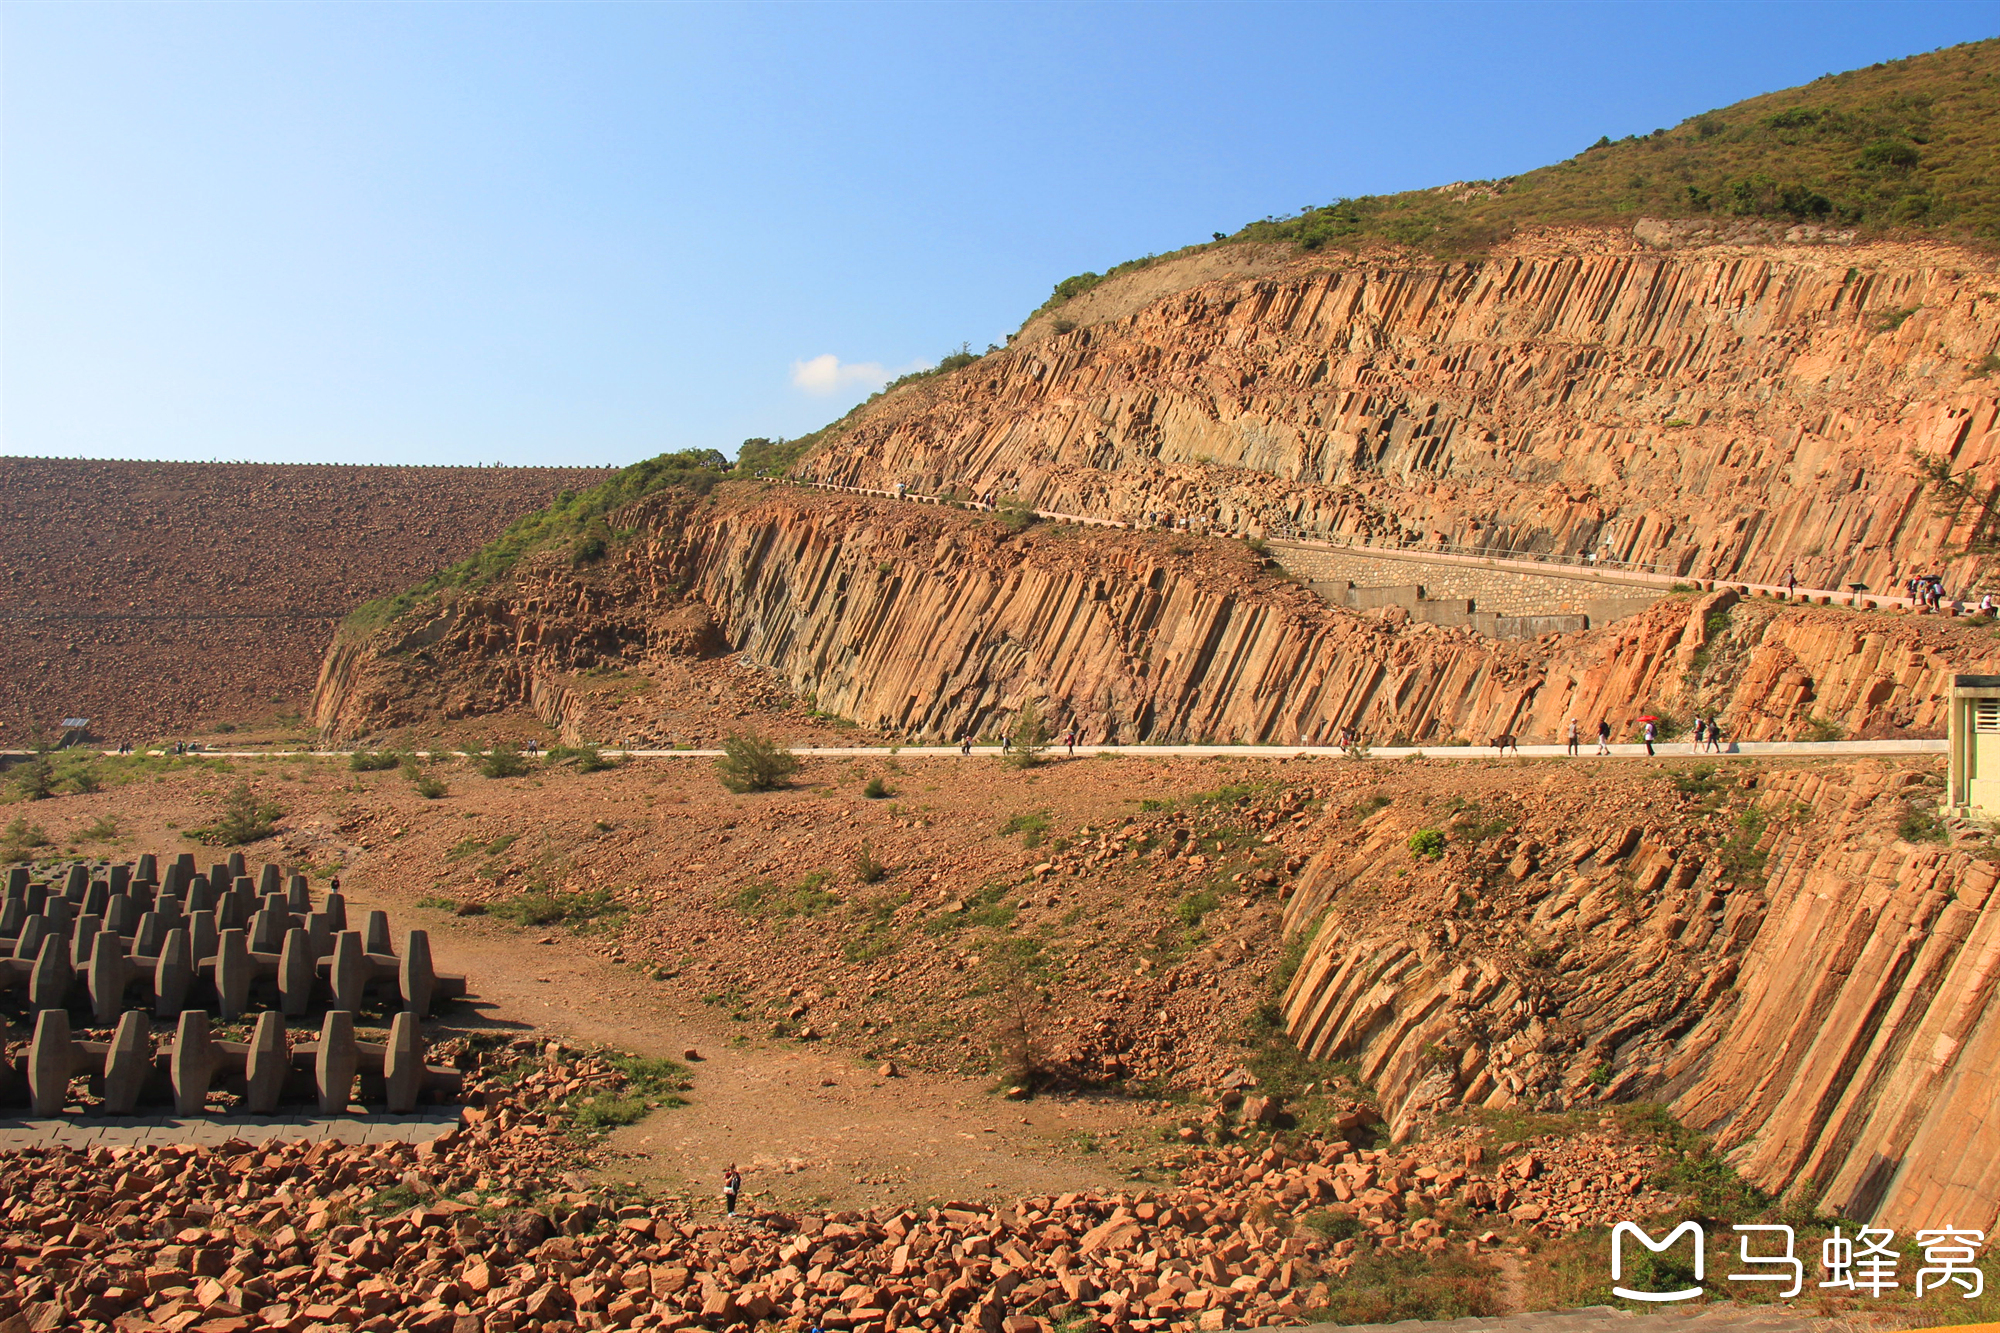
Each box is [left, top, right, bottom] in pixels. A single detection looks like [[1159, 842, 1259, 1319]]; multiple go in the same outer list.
[[7, 753, 56, 802], [862, 776, 892, 799], [187, 781, 283, 846], [852, 841, 887, 884], [714, 733, 799, 793], [349, 752, 401, 772], [479, 745, 532, 779], [2, 815, 52, 861], [1008, 701, 1052, 769], [490, 885, 621, 929], [1898, 804, 1950, 844], [733, 871, 840, 918], [994, 497, 1038, 532], [78, 814, 121, 842], [1175, 889, 1221, 927], [1408, 829, 1447, 859], [413, 776, 449, 800], [548, 745, 619, 773], [569, 1053, 692, 1128]]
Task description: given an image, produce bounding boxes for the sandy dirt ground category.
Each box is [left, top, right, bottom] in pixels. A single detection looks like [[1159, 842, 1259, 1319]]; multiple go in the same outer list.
[[384, 913, 1143, 1218]]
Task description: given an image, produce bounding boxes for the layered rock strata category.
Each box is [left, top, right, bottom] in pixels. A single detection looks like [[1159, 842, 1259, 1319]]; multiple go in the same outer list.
[[313, 489, 2000, 747], [1278, 757, 2000, 1231], [803, 231, 2000, 595]]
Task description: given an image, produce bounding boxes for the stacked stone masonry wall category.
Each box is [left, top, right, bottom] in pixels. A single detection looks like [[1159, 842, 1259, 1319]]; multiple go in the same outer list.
[[1271, 543, 1667, 625]]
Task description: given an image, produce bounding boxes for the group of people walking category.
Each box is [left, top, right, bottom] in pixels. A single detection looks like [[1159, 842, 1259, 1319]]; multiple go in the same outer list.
[[1907, 574, 1954, 611], [1559, 715, 1723, 755]]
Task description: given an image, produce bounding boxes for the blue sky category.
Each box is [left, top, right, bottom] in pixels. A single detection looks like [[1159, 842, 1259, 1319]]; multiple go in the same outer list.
[[4, 1, 1997, 467]]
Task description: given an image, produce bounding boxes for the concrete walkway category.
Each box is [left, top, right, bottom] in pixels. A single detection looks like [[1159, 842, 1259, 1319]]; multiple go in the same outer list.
[[41, 740, 1946, 762]]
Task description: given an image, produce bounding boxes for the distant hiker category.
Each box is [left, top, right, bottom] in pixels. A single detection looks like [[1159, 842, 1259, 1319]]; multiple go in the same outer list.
[[1064, 727, 1077, 757], [1566, 718, 1580, 756], [1706, 718, 1726, 754], [1001, 733, 1012, 754], [329, 876, 341, 895], [1691, 717, 1707, 751], [723, 1164, 741, 1218], [960, 734, 973, 756], [1642, 720, 1656, 757], [1785, 566, 1798, 597], [1596, 720, 1612, 756]]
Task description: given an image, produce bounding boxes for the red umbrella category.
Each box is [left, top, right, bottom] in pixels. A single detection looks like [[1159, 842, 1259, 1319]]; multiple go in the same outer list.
[[1636, 714, 1660, 722]]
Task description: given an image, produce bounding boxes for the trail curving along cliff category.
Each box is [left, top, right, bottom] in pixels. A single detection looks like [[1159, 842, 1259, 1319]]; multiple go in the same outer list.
[[803, 230, 2000, 596], [311, 486, 2000, 747]]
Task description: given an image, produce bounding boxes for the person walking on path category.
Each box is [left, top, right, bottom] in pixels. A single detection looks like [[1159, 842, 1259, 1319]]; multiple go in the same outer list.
[[723, 1164, 742, 1219], [1706, 717, 1726, 754], [960, 734, 973, 756], [1786, 566, 1798, 598], [1691, 717, 1707, 752], [1566, 718, 1580, 756], [1596, 720, 1612, 755], [1641, 719, 1656, 757], [1001, 732, 1012, 755], [1064, 727, 1077, 757]]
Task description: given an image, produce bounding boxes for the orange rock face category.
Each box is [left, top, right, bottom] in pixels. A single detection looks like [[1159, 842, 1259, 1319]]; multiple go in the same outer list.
[[1278, 758, 2000, 1232], [313, 488, 2000, 747], [806, 232, 2000, 595]]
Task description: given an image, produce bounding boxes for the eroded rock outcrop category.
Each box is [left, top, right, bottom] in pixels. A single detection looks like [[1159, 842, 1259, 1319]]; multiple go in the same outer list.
[[1278, 760, 2000, 1231], [804, 231, 2000, 594], [312, 488, 2000, 746]]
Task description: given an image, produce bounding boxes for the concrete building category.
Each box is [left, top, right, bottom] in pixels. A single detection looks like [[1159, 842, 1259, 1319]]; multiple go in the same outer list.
[[1947, 674, 2000, 817]]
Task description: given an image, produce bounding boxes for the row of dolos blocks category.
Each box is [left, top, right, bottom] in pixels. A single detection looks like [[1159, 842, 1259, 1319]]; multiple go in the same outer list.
[[1, 1007, 465, 1116], [0, 856, 469, 1022]]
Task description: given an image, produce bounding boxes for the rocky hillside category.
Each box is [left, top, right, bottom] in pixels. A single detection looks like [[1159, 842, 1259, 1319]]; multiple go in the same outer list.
[[312, 485, 2000, 747], [0, 459, 612, 745], [803, 229, 2000, 597], [1278, 754, 1997, 1231]]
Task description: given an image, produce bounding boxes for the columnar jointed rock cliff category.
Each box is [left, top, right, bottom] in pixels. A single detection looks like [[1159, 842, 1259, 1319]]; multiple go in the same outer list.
[[311, 487, 2000, 747], [1277, 759, 2000, 1232], [804, 232, 2000, 595]]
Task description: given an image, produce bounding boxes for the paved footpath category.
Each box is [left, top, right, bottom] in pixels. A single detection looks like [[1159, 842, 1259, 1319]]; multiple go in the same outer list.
[[0, 1109, 461, 1149], [1284, 1306, 1987, 1333], [22, 740, 1949, 762]]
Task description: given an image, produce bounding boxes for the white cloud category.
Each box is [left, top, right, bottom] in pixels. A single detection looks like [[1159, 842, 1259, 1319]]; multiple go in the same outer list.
[[789, 353, 929, 396]]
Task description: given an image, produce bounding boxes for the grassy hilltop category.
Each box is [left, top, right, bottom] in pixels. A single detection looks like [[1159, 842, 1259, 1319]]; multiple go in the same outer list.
[[1041, 37, 2000, 314]]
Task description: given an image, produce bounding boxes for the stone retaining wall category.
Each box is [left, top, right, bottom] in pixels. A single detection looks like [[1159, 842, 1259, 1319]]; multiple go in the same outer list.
[[1273, 544, 1666, 626]]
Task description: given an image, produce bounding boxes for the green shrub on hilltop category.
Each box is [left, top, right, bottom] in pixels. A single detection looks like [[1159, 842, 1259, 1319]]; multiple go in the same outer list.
[[340, 449, 735, 638], [1019, 39, 2000, 308], [1220, 40, 2000, 255]]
